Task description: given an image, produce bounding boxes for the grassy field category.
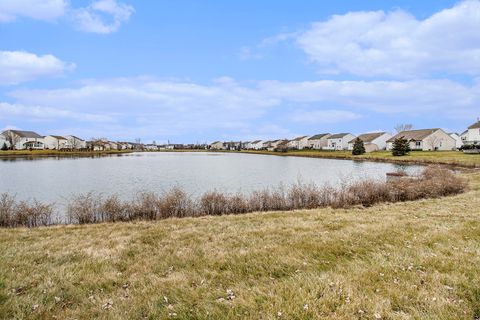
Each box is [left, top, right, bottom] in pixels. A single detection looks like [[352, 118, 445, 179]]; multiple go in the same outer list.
[[1, 172, 479, 319], [237, 150, 480, 168], [0, 149, 133, 157]]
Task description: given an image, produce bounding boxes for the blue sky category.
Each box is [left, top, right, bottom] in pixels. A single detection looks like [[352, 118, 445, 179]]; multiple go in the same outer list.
[[0, 0, 479, 143]]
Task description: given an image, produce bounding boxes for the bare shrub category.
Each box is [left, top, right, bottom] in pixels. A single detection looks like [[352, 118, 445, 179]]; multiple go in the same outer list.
[[0, 193, 16, 227], [158, 188, 193, 218], [101, 195, 127, 222], [0, 166, 468, 228], [131, 192, 161, 220], [0, 194, 53, 228], [67, 192, 102, 224], [200, 191, 230, 216]]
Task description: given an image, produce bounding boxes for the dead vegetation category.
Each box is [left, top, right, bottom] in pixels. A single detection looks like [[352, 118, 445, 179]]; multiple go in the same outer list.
[[0, 167, 468, 227]]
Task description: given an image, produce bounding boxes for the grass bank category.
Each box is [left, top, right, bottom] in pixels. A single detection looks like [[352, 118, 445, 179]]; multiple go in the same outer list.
[[0, 149, 133, 158], [234, 150, 480, 168], [0, 172, 479, 319]]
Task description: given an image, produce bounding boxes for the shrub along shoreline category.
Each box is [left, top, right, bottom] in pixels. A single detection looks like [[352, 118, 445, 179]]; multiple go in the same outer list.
[[0, 167, 467, 228]]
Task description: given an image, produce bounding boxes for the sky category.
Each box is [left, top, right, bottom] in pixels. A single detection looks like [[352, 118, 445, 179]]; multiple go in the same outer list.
[[0, 0, 479, 143]]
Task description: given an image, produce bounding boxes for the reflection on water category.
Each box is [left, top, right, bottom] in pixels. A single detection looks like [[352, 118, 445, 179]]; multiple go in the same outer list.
[[0, 152, 421, 207]]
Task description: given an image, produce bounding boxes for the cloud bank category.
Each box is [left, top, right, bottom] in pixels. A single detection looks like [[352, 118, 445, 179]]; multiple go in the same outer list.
[[0, 51, 74, 85], [296, 0, 480, 78], [0, 0, 134, 33]]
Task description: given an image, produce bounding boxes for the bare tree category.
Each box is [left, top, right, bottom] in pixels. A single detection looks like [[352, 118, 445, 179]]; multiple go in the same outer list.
[[425, 135, 441, 151], [395, 124, 414, 133], [4, 131, 20, 150]]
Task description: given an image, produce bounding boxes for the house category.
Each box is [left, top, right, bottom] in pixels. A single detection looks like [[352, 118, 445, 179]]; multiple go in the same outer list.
[[386, 128, 456, 151], [87, 140, 111, 151], [225, 141, 241, 150], [326, 133, 356, 150], [275, 140, 289, 152], [145, 144, 158, 151], [347, 132, 392, 152], [44, 135, 68, 150], [65, 135, 87, 149], [265, 139, 286, 151], [308, 134, 331, 150], [449, 133, 463, 149], [250, 140, 265, 150], [287, 136, 309, 150], [210, 141, 225, 150], [108, 141, 119, 150], [1, 130, 45, 150], [461, 120, 480, 145]]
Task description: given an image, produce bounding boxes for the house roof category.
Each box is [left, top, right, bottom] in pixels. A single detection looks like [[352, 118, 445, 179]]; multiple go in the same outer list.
[[329, 133, 352, 139], [4, 130, 43, 138], [292, 136, 308, 141], [277, 140, 289, 146], [308, 133, 330, 140], [211, 141, 222, 144], [386, 129, 440, 142], [48, 135, 67, 140], [67, 135, 85, 141], [348, 132, 386, 144], [468, 121, 480, 129], [251, 140, 262, 144]]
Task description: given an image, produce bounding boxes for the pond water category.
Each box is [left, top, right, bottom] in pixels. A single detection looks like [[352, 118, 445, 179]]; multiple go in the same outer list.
[[0, 152, 420, 206]]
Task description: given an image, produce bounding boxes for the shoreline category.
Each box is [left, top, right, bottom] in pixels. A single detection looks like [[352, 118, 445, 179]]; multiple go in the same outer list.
[[0, 149, 134, 158], [1, 148, 479, 168], [160, 149, 480, 169]]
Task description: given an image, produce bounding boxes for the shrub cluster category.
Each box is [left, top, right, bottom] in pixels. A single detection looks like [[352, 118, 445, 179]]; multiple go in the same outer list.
[[0, 194, 54, 228], [0, 167, 467, 227]]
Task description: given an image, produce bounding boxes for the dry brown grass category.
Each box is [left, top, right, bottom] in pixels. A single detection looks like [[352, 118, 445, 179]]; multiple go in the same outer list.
[[0, 172, 479, 319]]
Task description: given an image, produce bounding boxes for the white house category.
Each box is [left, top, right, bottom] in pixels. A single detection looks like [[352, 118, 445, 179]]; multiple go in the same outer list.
[[449, 133, 463, 149], [250, 140, 265, 150], [326, 133, 356, 150], [44, 135, 68, 150], [307, 133, 330, 150], [1, 130, 45, 150], [210, 141, 225, 150], [287, 136, 309, 150], [145, 144, 158, 151], [65, 135, 87, 149], [347, 132, 392, 152], [386, 128, 456, 151], [461, 120, 480, 145]]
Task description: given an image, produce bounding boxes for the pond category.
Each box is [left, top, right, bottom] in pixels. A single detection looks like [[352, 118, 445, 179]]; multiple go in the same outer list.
[[0, 152, 420, 205]]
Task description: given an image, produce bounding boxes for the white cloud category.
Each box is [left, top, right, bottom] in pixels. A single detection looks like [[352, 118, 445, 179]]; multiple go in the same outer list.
[[0, 102, 114, 122], [0, 0, 67, 22], [73, 0, 134, 34], [291, 109, 361, 124], [0, 0, 134, 34], [0, 51, 74, 85], [295, 0, 480, 78], [4, 76, 480, 140]]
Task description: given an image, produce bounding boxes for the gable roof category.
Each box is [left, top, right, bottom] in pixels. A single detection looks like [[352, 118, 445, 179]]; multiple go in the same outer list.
[[4, 130, 43, 138], [251, 140, 262, 144], [308, 133, 330, 140], [48, 135, 67, 140], [292, 136, 308, 141], [67, 135, 85, 141], [328, 133, 352, 139], [348, 132, 386, 144], [468, 121, 480, 129], [386, 129, 440, 142], [211, 141, 222, 144]]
